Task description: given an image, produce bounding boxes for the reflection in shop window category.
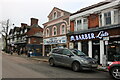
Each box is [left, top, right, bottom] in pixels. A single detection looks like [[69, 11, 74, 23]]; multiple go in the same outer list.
[[108, 42, 120, 61]]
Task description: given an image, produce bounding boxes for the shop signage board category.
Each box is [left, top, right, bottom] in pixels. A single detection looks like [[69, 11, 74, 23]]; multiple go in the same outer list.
[[70, 31, 109, 41], [44, 36, 67, 45]]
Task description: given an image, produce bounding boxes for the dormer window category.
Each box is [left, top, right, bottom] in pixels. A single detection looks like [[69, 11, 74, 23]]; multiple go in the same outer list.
[[53, 12, 57, 19]]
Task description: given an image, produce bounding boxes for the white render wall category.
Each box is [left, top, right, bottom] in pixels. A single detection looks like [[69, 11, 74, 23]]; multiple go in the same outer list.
[[70, 0, 120, 20], [78, 42, 82, 51], [88, 41, 92, 58], [100, 40, 105, 64]]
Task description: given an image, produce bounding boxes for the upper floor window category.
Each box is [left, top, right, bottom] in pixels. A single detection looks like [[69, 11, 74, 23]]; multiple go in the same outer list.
[[104, 12, 111, 25], [52, 26, 57, 36], [119, 10, 120, 24], [76, 19, 82, 31], [46, 28, 50, 37], [60, 24, 66, 34], [76, 18, 88, 31], [53, 12, 57, 19], [83, 18, 88, 29]]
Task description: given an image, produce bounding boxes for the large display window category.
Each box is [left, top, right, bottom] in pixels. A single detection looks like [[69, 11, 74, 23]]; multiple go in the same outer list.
[[108, 38, 120, 61]]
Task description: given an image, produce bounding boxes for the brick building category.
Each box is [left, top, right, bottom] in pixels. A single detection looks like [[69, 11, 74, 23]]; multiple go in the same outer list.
[[68, 0, 120, 65], [43, 7, 71, 56], [8, 18, 43, 56]]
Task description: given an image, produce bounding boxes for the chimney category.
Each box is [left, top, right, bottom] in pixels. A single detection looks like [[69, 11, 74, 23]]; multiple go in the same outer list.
[[31, 18, 38, 26], [21, 23, 27, 27]]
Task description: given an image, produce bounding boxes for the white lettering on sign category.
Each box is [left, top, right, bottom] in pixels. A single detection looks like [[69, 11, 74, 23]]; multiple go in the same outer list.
[[70, 31, 109, 41], [44, 36, 67, 45]]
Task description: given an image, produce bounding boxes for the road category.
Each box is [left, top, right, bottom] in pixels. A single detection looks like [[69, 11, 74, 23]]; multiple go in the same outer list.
[[2, 52, 113, 79]]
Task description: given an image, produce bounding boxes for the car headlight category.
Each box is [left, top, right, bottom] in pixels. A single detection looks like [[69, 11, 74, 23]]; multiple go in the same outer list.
[[81, 60, 89, 64]]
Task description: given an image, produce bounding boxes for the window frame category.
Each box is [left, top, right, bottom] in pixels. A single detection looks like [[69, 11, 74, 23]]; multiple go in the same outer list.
[[60, 24, 66, 35], [46, 28, 50, 37], [52, 26, 57, 36], [104, 11, 111, 25]]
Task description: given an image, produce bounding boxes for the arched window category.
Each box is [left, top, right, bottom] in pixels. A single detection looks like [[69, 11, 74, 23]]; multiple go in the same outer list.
[[60, 24, 66, 34], [46, 28, 50, 37], [53, 12, 57, 19], [52, 26, 57, 36]]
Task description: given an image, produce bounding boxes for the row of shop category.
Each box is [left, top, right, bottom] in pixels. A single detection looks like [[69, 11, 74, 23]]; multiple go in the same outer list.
[[43, 24, 120, 65]]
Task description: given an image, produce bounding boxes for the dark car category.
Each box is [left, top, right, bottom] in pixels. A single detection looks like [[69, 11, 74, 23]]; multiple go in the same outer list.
[[108, 61, 120, 79], [49, 48, 98, 72]]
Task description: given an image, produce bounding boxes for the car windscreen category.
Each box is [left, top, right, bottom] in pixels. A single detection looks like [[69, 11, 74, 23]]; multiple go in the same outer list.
[[70, 49, 86, 56]]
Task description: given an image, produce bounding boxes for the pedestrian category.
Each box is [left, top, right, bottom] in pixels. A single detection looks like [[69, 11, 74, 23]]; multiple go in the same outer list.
[[27, 50, 32, 57], [10, 47, 13, 55]]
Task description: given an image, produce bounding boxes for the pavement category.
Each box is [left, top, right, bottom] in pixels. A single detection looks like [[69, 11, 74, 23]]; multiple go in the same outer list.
[[2, 51, 108, 72]]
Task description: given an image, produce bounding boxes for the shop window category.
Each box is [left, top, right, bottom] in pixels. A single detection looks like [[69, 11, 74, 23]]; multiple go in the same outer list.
[[74, 42, 78, 49], [104, 12, 111, 25], [108, 40, 120, 61], [81, 41, 88, 56]]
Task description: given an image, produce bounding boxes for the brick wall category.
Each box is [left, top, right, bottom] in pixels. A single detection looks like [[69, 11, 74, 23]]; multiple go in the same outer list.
[[70, 20, 74, 32], [88, 14, 99, 28]]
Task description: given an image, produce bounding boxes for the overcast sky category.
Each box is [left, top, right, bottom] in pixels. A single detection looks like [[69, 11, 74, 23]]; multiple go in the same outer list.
[[1, 0, 105, 28]]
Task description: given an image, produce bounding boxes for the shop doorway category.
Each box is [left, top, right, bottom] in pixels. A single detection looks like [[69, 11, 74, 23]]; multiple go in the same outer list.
[[92, 40, 100, 64]]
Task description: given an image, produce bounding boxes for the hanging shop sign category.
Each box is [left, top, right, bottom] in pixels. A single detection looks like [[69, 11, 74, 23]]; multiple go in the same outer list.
[[44, 36, 67, 45], [70, 31, 109, 41]]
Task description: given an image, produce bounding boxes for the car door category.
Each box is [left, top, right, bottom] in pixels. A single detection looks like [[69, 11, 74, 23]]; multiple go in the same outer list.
[[61, 49, 73, 67], [52, 49, 63, 65]]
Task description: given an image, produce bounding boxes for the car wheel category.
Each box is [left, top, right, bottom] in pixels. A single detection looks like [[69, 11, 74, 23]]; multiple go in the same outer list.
[[72, 62, 80, 72], [111, 67, 120, 79], [49, 59, 55, 67]]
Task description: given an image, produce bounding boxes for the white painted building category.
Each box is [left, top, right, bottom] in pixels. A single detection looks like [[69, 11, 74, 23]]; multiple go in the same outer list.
[[68, 0, 120, 65]]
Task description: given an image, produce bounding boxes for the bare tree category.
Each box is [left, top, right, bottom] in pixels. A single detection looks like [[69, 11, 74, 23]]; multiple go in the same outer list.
[[0, 19, 11, 52]]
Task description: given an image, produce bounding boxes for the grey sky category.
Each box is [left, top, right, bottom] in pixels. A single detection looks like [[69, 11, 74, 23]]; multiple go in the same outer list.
[[1, 0, 104, 28]]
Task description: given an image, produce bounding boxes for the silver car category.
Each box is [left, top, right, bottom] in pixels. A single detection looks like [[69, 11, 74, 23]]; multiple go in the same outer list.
[[49, 48, 98, 72]]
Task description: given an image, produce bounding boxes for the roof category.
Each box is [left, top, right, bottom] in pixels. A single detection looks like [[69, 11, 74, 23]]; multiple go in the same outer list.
[[71, 1, 111, 16], [48, 7, 71, 17]]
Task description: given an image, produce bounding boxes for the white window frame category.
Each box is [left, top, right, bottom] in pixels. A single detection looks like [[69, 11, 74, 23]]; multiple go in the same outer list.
[[75, 17, 88, 31], [52, 26, 57, 36], [104, 11, 111, 25], [46, 28, 50, 37], [53, 11, 57, 19], [60, 24, 66, 35]]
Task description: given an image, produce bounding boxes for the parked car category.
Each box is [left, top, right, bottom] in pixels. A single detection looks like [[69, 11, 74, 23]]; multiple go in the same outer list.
[[49, 48, 98, 72], [108, 61, 120, 79]]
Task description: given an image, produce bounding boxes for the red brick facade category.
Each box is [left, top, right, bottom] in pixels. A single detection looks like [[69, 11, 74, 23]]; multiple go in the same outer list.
[[88, 14, 99, 28]]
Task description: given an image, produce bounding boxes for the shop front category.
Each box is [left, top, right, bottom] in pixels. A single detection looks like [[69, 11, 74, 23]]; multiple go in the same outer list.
[[43, 36, 67, 56], [68, 24, 120, 65]]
